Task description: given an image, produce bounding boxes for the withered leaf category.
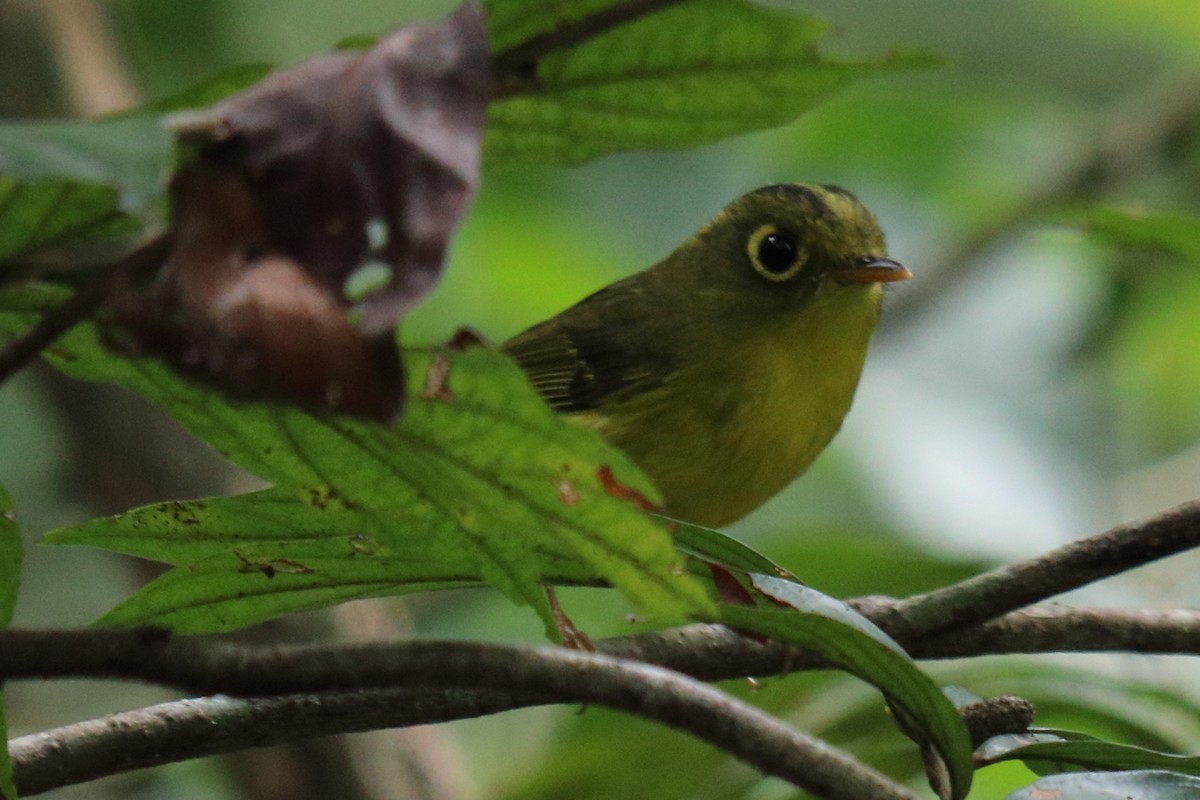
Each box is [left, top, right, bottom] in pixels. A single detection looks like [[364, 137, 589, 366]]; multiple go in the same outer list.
[[122, 2, 490, 418], [119, 169, 405, 416]]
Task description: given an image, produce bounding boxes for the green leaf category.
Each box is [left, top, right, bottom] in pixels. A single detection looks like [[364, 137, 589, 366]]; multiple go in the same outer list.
[[670, 518, 793, 577], [720, 602, 974, 800], [74, 499, 609, 631], [484, 0, 628, 53], [0, 485, 20, 800], [747, 575, 907, 654], [0, 175, 139, 266], [0, 118, 170, 202], [979, 729, 1200, 778], [96, 543, 489, 632], [1006, 770, 1200, 799], [674, 528, 974, 796], [484, 0, 940, 166], [0, 285, 712, 636]]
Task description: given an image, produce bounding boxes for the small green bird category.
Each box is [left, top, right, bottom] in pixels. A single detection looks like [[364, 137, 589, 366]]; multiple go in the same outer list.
[[503, 184, 909, 528]]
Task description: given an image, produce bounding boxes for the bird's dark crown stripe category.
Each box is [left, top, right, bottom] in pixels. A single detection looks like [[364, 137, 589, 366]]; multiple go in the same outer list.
[[751, 183, 862, 220]]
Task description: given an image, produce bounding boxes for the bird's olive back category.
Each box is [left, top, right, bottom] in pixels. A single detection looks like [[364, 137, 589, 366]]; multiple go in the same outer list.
[[662, 183, 888, 309]]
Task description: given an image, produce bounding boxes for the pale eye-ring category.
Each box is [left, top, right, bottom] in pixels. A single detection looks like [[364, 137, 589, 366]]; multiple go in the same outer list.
[[746, 224, 805, 282]]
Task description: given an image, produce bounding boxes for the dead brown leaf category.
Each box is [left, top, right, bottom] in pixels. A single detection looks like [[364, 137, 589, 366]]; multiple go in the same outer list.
[[118, 2, 490, 418]]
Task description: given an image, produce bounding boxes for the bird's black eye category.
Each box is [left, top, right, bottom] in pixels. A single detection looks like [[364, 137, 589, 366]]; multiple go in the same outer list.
[[747, 224, 805, 282], [758, 234, 797, 272]]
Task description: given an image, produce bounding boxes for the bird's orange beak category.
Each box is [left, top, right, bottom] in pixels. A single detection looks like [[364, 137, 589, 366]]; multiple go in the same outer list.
[[830, 256, 912, 286]]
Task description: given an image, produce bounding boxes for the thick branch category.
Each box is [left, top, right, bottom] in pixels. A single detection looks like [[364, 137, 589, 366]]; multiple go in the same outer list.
[[10, 604, 1200, 794], [9, 639, 915, 800], [9, 689, 534, 797], [887, 501, 1200, 636]]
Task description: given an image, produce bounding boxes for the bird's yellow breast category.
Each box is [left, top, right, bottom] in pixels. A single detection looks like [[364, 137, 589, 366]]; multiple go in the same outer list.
[[582, 283, 883, 527]]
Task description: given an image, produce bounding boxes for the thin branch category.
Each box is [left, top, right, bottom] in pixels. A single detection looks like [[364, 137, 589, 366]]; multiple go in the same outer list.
[[908, 604, 1200, 660], [0, 234, 170, 387], [604, 605, 1200, 673], [605, 603, 1180, 666], [490, 0, 683, 99], [621, 605, 1200, 666], [8, 640, 916, 800], [887, 500, 1200, 636], [0, 274, 108, 384]]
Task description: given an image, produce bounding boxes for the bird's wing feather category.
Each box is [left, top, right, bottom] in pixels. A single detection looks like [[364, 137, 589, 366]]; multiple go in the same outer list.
[[502, 283, 675, 414]]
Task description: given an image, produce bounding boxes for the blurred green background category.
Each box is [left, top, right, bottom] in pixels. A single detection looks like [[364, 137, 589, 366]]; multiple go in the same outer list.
[[2, 1, 1200, 798]]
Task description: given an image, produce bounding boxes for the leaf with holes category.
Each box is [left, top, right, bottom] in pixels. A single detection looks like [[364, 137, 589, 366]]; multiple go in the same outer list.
[[0, 285, 711, 638]]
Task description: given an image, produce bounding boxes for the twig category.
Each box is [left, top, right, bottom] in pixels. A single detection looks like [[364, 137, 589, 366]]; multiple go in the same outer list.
[[887, 501, 1200, 636], [0, 234, 170, 387], [0, 274, 108, 386], [7, 638, 915, 800], [959, 696, 1036, 749]]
